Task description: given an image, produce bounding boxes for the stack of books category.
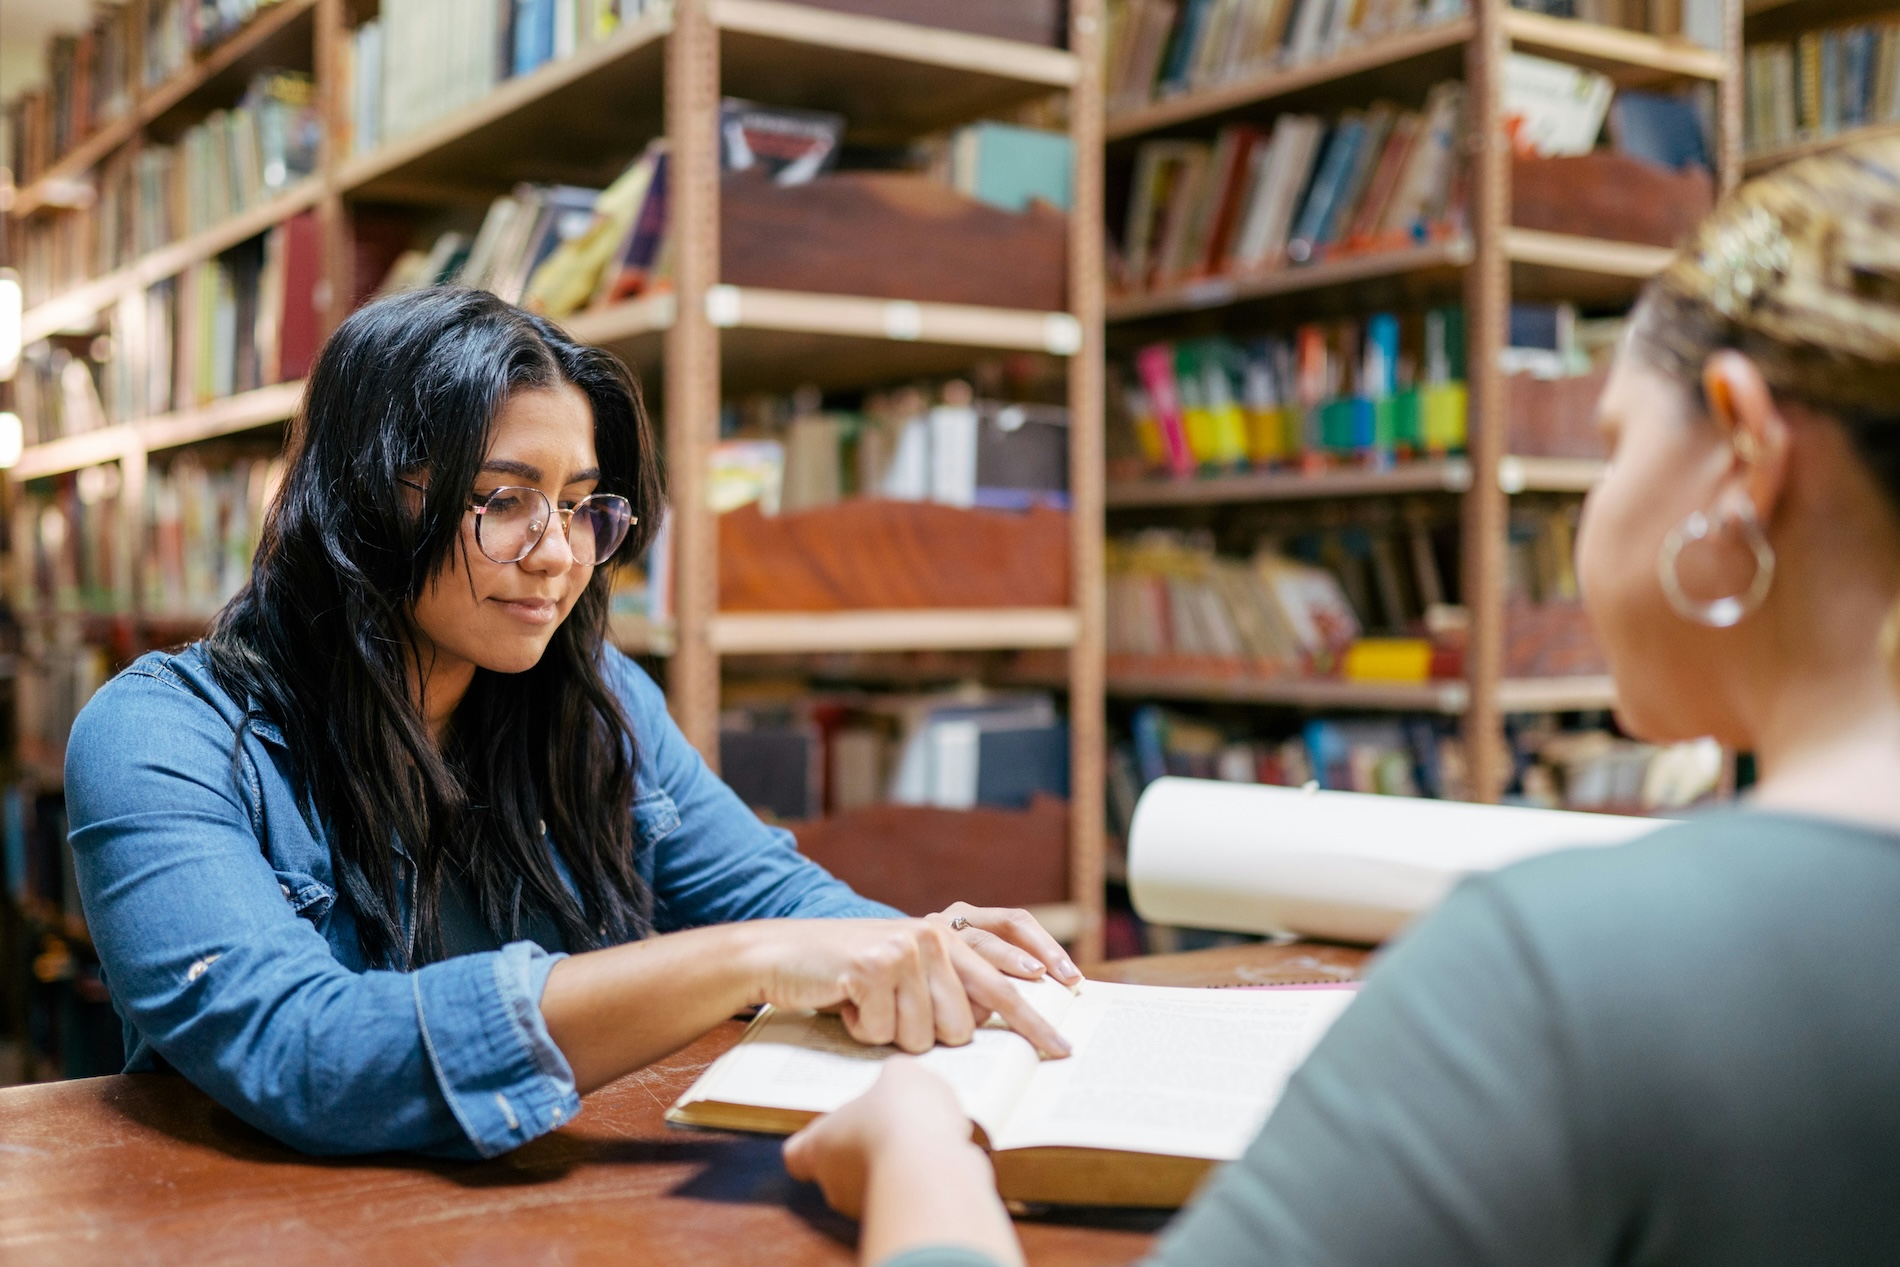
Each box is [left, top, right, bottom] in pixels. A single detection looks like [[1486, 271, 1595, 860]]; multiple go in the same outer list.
[[1117, 81, 1467, 295], [341, 0, 662, 155]]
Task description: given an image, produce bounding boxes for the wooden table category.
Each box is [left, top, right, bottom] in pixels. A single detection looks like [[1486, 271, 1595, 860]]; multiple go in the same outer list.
[[0, 941, 1368, 1266]]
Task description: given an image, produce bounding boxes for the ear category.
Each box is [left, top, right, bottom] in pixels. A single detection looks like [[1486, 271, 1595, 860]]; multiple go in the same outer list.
[[1702, 349, 1791, 525]]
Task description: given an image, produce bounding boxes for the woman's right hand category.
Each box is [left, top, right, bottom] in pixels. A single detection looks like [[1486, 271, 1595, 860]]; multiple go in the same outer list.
[[741, 918, 1072, 1059]]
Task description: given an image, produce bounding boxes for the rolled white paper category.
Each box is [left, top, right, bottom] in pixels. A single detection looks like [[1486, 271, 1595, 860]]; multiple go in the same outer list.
[[1128, 778, 1665, 944]]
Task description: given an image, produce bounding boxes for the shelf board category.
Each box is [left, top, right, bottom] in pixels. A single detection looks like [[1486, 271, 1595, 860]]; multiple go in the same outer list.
[[1107, 461, 1473, 508], [1497, 455, 1606, 493], [612, 613, 677, 656], [716, 0, 1076, 145], [1743, 121, 1900, 176], [335, 10, 672, 201], [1502, 227, 1674, 278], [21, 179, 326, 343], [1500, 11, 1726, 85], [1105, 238, 1473, 324], [1497, 675, 1617, 712], [9, 382, 302, 481], [1106, 672, 1471, 712], [1102, 672, 1619, 714], [711, 608, 1081, 655], [9, 0, 320, 219], [1105, 18, 1474, 141]]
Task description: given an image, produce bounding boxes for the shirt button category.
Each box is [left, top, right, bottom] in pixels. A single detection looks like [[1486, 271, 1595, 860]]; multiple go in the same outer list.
[[280, 883, 291, 897], [537, 820, 547, 836]]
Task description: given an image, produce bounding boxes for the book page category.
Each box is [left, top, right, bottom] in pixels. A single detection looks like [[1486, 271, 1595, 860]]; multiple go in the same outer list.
[[675, 976, 1077, 1141], [990, 980, 1355, 1160], [1129, 778, 1661, 942]]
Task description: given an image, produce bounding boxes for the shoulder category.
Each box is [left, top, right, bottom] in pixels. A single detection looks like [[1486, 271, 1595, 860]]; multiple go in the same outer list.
[[1483, 808, 1898, 923], [598, 644, 665, 717], [73, 642, 246, 739]]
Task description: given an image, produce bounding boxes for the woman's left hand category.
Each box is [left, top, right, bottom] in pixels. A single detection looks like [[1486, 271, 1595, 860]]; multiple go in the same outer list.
[[927, 902, 1084, 989], [784, 1058, 978, 1220]]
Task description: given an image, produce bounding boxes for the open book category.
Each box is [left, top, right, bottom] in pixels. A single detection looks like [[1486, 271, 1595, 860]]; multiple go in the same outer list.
[[1130, 777, 1663, 943], [669, 976, 1354, 1208]]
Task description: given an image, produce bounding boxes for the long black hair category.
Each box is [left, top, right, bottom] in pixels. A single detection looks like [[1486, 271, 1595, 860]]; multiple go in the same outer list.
[[206, 287, 665, 967]]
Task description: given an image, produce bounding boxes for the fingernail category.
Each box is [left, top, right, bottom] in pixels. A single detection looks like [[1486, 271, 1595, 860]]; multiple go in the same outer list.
[[1048, 1037, 1073, 1057], [1020, 956, 1045, 975], [1058, 957, 1078, 979]]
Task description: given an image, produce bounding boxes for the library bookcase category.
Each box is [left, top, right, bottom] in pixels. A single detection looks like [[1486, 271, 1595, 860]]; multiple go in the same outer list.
[[0, 0, 1109, 1081], [1097, 0, 1742, 804], [1739, 0, 1900, 176]]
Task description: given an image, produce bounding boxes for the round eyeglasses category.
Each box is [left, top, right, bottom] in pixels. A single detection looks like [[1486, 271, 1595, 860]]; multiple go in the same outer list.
[[403, 479, 635, 566]]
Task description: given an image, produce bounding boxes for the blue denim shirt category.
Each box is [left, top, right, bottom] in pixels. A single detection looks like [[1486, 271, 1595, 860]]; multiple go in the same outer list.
[[65, 642, 897, 1159]]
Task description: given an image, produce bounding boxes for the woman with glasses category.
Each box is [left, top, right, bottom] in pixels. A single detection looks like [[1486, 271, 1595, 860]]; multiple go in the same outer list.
[[62, 287, 1075, 1159]]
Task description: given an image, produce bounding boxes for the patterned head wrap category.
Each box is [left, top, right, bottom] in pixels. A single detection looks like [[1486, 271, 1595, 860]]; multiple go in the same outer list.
[[1639, 137, 1900, 421]]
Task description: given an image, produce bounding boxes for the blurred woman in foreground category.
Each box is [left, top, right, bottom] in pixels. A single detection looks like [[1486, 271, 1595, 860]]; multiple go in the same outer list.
[[784, 139, 1900, 1266]]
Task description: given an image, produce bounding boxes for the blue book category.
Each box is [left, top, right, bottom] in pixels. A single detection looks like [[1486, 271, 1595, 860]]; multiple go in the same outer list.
[[1846, 27, 1876, 129], [513, 0, 555, 77], [1158, 0, 1212, 95], [1286, 119, 1365, 264], [1131, 706, 1169, 788], [1609, 92, 1710, 171], [957, 122, 1073, 213]]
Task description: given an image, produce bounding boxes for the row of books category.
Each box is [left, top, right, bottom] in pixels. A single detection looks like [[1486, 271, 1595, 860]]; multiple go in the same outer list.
[[1118, 80, 1467, 296], [12, 214, 323, 445], [1109, 706, 1468, 817], [721, 689, 1070, 823], [1116, 307, 1468, 477], [3, 0, 293, 190], [1103, 0, 1469, 116], [1107, 533, 1372, 673], [13, 452, 278, 622], [1744, 16, 1900, 156], [375, 154, 670, 315], [143, 455, 283, 618], [710, 382, 1070, 518], [14, 70, 321, 312], [341, 0, 661, 156]]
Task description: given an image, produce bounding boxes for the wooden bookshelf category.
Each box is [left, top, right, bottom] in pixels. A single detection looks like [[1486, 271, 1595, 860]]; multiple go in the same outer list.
[[9, 0, 323, 218], [1098, 1, 1739, 804], [3, 1, 1111, 962]]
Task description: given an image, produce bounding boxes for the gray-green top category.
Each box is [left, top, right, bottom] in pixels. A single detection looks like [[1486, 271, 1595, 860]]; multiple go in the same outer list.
[[883, 812, 1900, 1267]]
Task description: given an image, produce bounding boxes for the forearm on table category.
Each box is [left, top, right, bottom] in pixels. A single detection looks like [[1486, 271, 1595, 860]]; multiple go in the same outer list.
[[862, 1139, 1024, 1267], [540, 922, 770, 1093]]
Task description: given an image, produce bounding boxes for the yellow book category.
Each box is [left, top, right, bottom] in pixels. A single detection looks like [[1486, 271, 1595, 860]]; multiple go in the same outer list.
[[1342, 637, 1434, 683], [1421, 381, 1466, 453], [669, 976, 1354, 1209]]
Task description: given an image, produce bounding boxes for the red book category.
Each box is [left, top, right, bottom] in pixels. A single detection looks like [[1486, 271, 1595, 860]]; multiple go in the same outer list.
[[278, 212, 324, 382]]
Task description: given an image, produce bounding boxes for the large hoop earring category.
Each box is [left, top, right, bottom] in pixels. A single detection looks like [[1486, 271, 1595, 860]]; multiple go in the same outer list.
[[1657, 505, 1775, 628]]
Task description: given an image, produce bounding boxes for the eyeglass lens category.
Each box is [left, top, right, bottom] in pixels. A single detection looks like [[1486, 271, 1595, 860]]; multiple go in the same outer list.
[[476, 487, 633, 566]]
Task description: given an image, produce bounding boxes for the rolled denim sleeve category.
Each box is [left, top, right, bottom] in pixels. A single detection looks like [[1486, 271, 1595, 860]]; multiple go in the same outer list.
[[608, 651, 902, 928], [66, 667, 575, 1159]]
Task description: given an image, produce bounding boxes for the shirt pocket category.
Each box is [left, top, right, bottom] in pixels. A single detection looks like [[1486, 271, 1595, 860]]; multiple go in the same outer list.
[[273, 870, 337, 924], [632, 788, 681, 849]]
